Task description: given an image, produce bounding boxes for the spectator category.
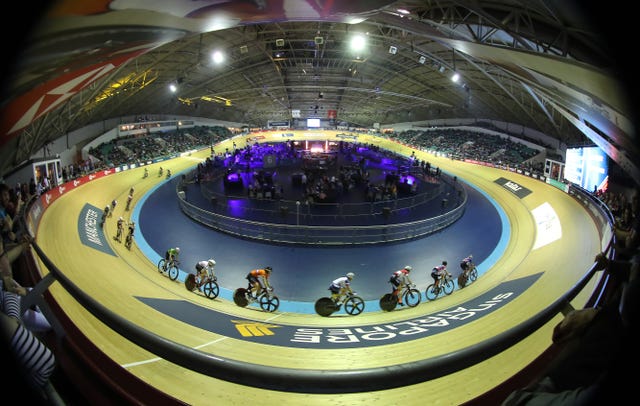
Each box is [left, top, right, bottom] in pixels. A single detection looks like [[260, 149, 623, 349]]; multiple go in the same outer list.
[[1, 308, 56, 396], [502, 253, 639, 405]]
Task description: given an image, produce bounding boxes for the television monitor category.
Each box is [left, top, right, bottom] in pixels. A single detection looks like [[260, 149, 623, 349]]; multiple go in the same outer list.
[[564, 146, 609, 192], [307, 118, 321, 128]]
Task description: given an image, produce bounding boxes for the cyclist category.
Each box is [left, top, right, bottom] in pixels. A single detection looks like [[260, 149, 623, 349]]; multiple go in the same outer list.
[[164, 247, 180, 271], [166, 169, 172, 179], [390, 266, 414, 306], [109, 199, 117, 217], [431, 261, 451, 289], [460, 254, 474, 278], [100, 205, 109, 227], [158, 166, 163, 177], [143, 167, 148, 178], [246, 266, 272, 299], [115, 216, 125, 242], [195, 258, 216, 287], [329, 272, 355, 304], [125, 220, 135, 248]]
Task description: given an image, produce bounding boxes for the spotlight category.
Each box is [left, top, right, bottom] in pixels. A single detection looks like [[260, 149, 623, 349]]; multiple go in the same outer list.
[[388, 46, 398, 54], [418, 56, 426, 64]]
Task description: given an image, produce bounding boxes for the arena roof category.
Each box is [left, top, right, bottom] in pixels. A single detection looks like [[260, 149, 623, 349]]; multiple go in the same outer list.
[[1, 0, 637, 183]]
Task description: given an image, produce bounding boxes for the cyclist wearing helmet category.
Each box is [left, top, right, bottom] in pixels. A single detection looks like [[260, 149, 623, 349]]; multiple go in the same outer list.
[[431, 261, 451, 289], [329, 272, 355, 303], [458, 254, 476, 288], [195, 258, 216, 286], [460, 255, 474, 276], [390, 266, 414, 306], [115, 216, 125, 243], [246, 266, 272, 298], [164, 247, 181, 271], [124, 220, 135, 249]]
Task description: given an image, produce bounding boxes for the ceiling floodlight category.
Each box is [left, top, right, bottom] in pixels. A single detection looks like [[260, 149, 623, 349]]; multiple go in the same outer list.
[[275, 38, 285, 47], [211, 50, 224, 64], [350, 34, 366, 51], [418, 56, 426, 64], [314, 36, 324, 45], [169, 83, 177, 93], [240, 45, 248, 54], [438, 65, 446, 73], [389, 46, 398, 54], [451, 72, 460, 82]]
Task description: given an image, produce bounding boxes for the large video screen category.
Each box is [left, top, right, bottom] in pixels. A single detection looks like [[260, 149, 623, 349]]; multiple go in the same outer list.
[[564, 146, 609, 192], [307, 118, 321, 128]]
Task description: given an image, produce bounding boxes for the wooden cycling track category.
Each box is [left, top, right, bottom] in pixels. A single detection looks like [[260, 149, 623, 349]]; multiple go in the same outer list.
[[34, 132, 602, 405]]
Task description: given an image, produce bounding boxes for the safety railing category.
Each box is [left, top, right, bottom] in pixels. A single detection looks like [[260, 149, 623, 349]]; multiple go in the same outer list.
[[177, 173, 467, 245]]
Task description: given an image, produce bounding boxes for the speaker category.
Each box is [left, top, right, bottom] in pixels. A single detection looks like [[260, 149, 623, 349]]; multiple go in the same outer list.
[[275, 39, 285, 47], [314, 36, 324, 45]]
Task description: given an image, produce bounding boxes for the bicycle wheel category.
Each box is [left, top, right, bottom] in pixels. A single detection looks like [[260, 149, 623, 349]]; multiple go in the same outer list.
[[425, 284, 438, 301], [185, 274, 197, 291], [157, 259, 166, 273], [443, 278, 455, 295], [344, 296, 365, 315], [469, 268, 478, 282], [202, 280, 219, 299], [314, 297, 336, 317], [403, 288, 422, 307], [233, 288, 249, 307], [167, 265, 179, 281], [379, 293, 397, 312], [259, 294, 279, 312]]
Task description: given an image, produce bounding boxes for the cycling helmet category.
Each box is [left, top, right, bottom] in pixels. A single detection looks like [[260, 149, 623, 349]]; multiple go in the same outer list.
[[442, 260, 448, 266], [404, 266, 412, 272], [265, 266, 272, 273], [175, 247, 180, 254], [208, 259, 216, 267], [346, 272, 355, 280]]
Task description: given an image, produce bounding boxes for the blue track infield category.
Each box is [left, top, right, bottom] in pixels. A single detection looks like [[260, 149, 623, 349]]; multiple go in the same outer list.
[[130, 168, 509, 314]]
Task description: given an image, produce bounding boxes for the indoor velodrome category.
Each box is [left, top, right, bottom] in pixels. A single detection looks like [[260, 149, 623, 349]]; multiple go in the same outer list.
[[3, 1, 636, 405], [32, 131, 603, 405]]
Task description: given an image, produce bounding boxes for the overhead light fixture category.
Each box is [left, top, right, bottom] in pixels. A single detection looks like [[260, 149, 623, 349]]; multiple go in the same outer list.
[[389, 46, 398, 54], [314, 36, 324, 45], [275, 39, 285, 47], [451, 72, 460, 83], [240, 45, 248, 54], [438, 65, 446, 73], [418, 56, 426, 64]]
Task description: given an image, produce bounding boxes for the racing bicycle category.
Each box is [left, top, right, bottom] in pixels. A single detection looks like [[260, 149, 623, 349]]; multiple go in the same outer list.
[[457, 264, 478, 288], [124, 232, 133, 250], [233, 286, 280, 312], [185, 270, 219, 299], [425, 273, 455, 300], [315, 291, 365, 317], [379, 283, 421, 311], [157, 258, 180, 281]]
